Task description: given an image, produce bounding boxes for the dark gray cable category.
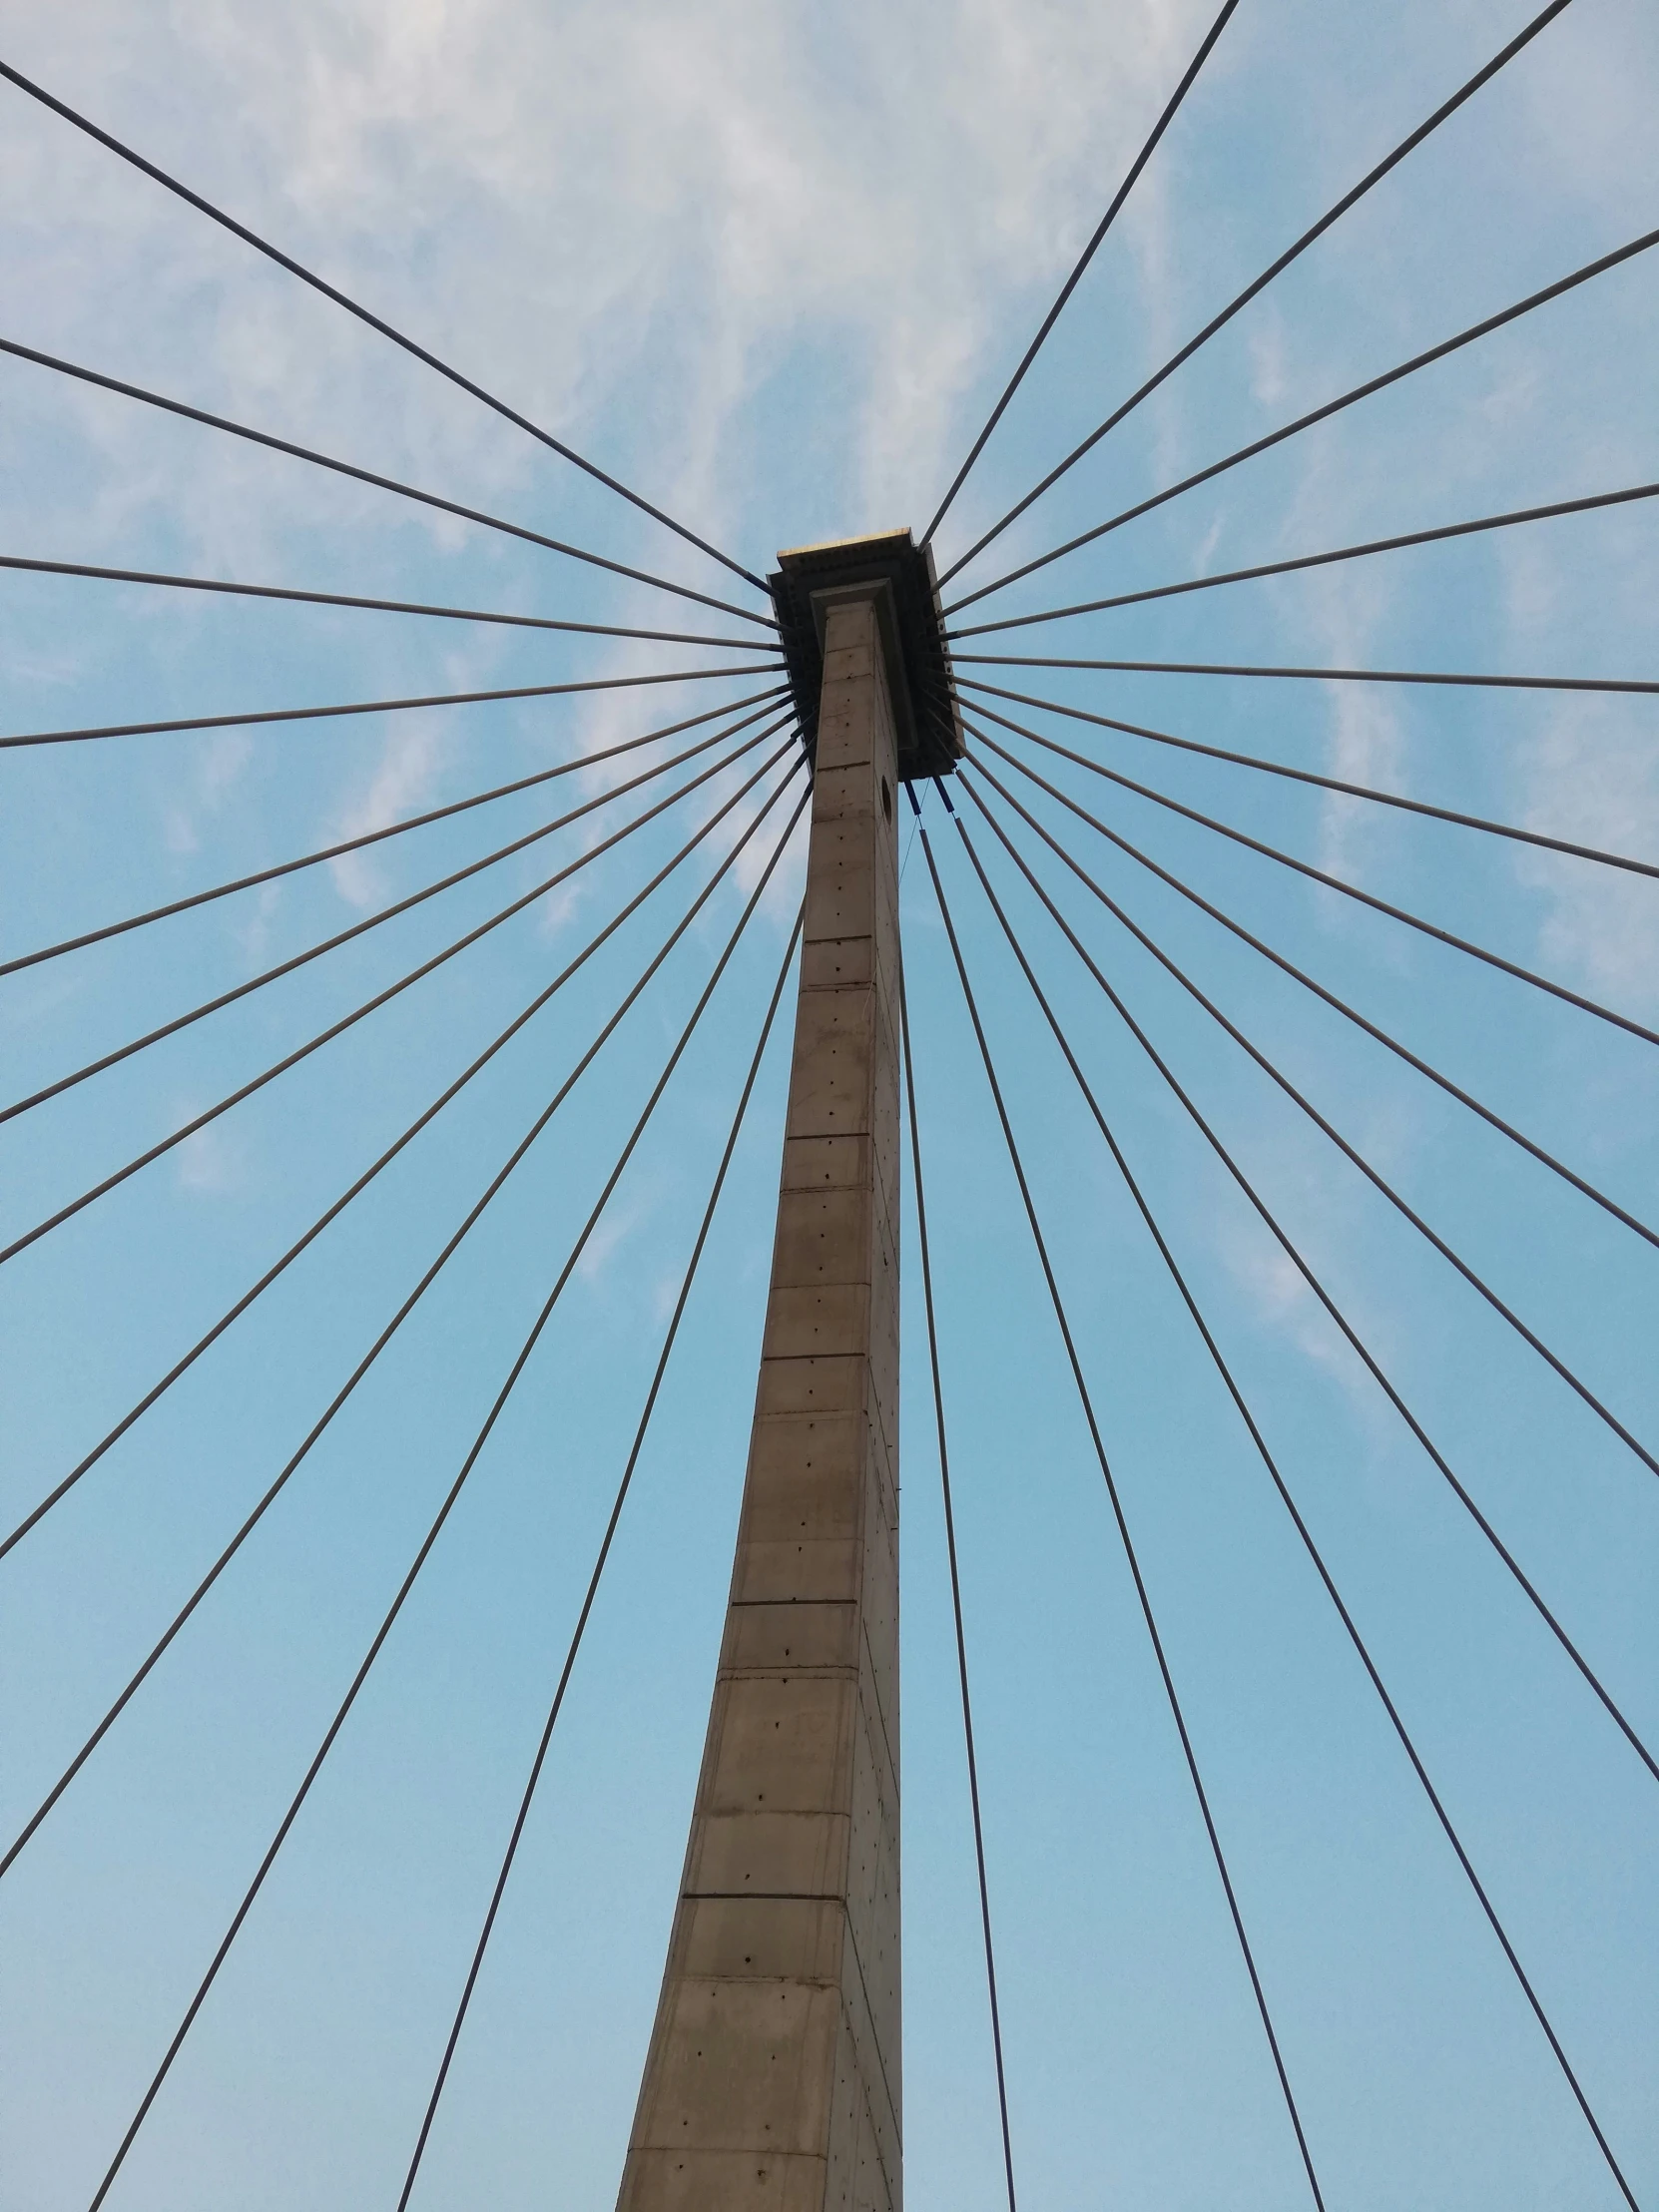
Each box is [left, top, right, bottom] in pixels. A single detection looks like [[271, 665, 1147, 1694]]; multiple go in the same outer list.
[[947, 716, 1659, 1253], [1, 688, 787, 976], [0, 552, 782, 651], [936, 0, 1579, 586], [921, 0, 1240, 549], [0, 723, 795, 1266], [959, 762, 1659, 1782], [955, 675, 1659, 881], [962, 701, 1659, 1052], [918, 806, 1328, 2212], [896, 884, 1018, 2212], [966, 735, 1659, 1485], [0, 737, 799, 1568], [0, 334, 776, 627], [0, 56, 768, 592], [394, 898, 807, 2210], [2, 765, 807, 1877], [81, 782, 809, 2212], [949, 223, 1659, 609], [945, 482, 1659, 637], [952, 782, 1641, 2207], [950, 653, 1659, 699], [1, 712, 782, 1129], [0, 668, 786, 752]]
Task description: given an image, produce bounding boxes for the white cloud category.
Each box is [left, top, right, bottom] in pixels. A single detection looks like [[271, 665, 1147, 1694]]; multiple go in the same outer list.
[[536, 875, 589, 941], [1513, 698, 1659, 1015], [0, 0, 1223, 584], [325, 716, 450, 904], [1205, 1091, 1415, 1448], [576, 1186, 651, 1285], [1247, 310, 1289, 411], [163, 728, 254, 854], [171, 1106, 244, 1194], [1267, 552, 1408, 891], [236, 877, 284, 963], [1317, 671, 1407, 884]]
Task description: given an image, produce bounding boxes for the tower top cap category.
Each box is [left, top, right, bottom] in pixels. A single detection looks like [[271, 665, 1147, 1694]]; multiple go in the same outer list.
[[770, 528, 962, 782]]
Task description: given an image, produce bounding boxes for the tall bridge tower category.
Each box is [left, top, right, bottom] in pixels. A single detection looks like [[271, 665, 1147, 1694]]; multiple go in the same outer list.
[[617, 534, 959, 2212]]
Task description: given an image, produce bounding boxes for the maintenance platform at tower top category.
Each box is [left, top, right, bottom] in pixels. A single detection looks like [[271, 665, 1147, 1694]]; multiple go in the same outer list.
[[770, 527, 964, 782]]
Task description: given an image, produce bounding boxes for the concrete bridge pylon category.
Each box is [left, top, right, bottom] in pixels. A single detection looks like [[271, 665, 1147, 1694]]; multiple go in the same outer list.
[[617, 556, 921, 2212]]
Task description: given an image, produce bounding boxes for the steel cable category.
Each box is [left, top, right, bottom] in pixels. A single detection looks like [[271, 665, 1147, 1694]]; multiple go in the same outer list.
[[950, 786, 1642, 2206], [1, 688, 787, 977], [961, 706, 1659, 1052], [0, 741, 800, 1568], [936, 0, 1578, 587], [959, 767, 1659, 1780], [0, 552, 782, 651], [897, 893, 1018, 2212], [947, 721, 1659, 1253], [1, 764, 807, 1879], [0, 668, 788, 752], [915, 689, 1659, 1228], [956, 675, 1659, 880], [0, 56, 767, 592], [80, 783, 808, 2212], [921, 0, 1240, 549], [394, 899, 806, 2209], [964, 743, 1659, 1489], [0, 335, 777, 628], [917, 804, 1328, 2212], [0, 721, 795, 1267], [951, 653, 1659, 699], [949, 224, 1659, 610], [945, 481, 1659, 637], [0, 709, 782, 1132]]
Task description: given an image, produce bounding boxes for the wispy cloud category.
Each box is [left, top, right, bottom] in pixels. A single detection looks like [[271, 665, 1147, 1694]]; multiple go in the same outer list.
[[325, 716, 450, 905], [1514, 697, 1659, 1015], [163, 728, 254, 854], [1205, 1098, 1412, 1447], [576, 1187, 652, 1286], [170, 1105, 244, 1195]]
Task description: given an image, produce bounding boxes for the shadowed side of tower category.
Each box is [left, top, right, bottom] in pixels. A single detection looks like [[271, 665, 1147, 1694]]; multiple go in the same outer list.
[[617, 575, 906, 2212]]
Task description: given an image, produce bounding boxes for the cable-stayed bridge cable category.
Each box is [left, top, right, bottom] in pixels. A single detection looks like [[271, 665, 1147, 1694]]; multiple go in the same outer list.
[[1, 764, 807, 1875], [917, 803, 1329, 2212], [897, 894, 1019, 2212], [1, 689, 787, 977], [963, 741, 1659, 1486], [0, 710, 782, 1129], [951, 654, 1659, 699], [0, 722, 795, 1267], [944, 482, 1659, 635], [948, 224, 1659, 609], [962, 707, 1659, 1053], [955, 676, 1659, 879], [957, 766, 1659, 1786], [0, 334, 777, 627], [935, 0, 1579, 585], [951, 727, 1659, 1251], [0, 55, 767, 592], [80, 781, 808, 2212], [394, 896, 807, 2209], [0, 552, 781, 650], [0, 741, 800, 1569], [950, 786, 1643, 2205], [921, 0, 1240, 548], [0, 670, 788, 752]]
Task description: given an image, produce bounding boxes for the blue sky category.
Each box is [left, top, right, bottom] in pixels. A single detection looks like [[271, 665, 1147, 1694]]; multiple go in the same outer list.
[[1, 1, 1656, 2206]]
